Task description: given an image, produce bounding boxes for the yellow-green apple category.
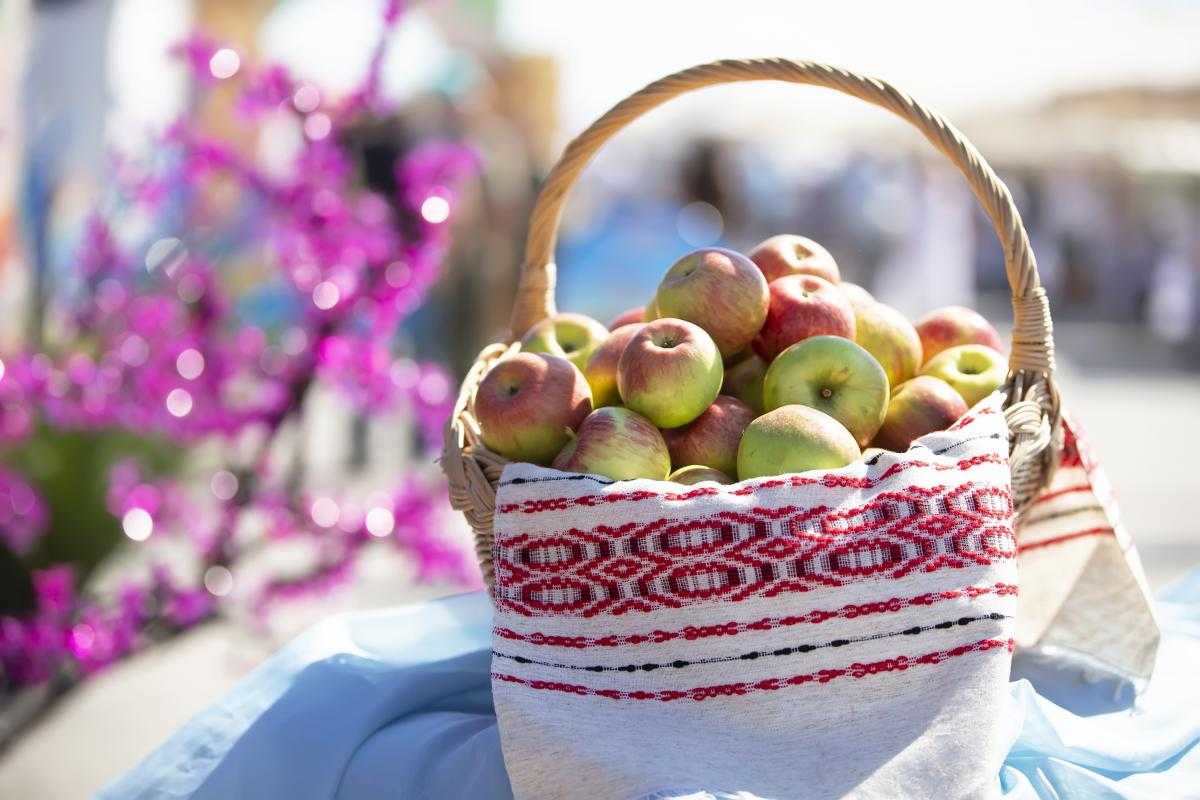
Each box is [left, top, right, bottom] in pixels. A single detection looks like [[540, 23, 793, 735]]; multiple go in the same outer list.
[[752, 274, 855, 362], [737, 405, 860, 480], [668, 465, 734, 485], [583, 323, 644, 408], [617, 318, 723, 428], [914, 306, 1004, 365], [653, 248, 769, 359], [748, 234, 840, 284], [762, 336, 888, 448], [520, 312, 609, 371], [607, 306, 646, 330], [661, 395, 755, 477], [853, 300, 923, 389], [840, 281, 875, 311], [475, 353, 592, 464], [873, 375, 968, 451], [920, 344, 1007, 407], [722, 353, 767, 413], [552, 407, 670, 481]]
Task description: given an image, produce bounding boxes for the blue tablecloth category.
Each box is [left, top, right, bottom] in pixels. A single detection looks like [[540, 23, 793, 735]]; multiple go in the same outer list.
[[102, 572, 1200, 799]]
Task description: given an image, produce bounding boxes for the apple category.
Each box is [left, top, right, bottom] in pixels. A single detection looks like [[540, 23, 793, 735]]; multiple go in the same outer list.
[[662, 395, 755, 477], [752, 274, 855, 362], [840, 281, 875, 311], [722, 353, 767, 413], [748, 234, 840, 284], [653, 248, 769, 359], [552, 407, 670, 481], [762, 336, 888, 448], [583, 323, 644, 408], [920, 344, 1007, 408], [475, 353, 592, 464], [520, 312, 609, 371], [668, 465, 734, 485], [607, 306, 646, 330], [737, 405, 860, 480], [914, 306, 1004, 365], [617, 318, 723, 428], [873, 375, 968, 452], [853, 300, 923, 389]]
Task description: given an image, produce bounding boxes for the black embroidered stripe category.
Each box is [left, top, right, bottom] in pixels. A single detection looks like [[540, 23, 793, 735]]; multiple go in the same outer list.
[[932, 433, 1003, 455], [498, 474, 616, 488], [493, 613, 1010, 673]]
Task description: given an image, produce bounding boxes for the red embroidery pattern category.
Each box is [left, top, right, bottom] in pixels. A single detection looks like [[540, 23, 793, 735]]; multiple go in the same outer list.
[[495, 483, 1015, 617], [491, 637, 1014, 702], [494, 582, 1018, 649], [497, 453, 1005, 516]]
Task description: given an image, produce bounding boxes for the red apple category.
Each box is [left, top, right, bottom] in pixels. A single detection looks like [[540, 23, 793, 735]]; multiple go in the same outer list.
[[853, 300, 923, 389], [607, 306, 646, 330], [618, 318, 723, 428], [583, 323, 644, 408], [553, 407, 671, 481], [748, 234, 840, 284], [653, 248, 769, 359], [914, 306, 1004, 365], [722, 353, 767, 413], [839, 281, 875, 312], [737, 405, 860, 480], [475, 353, 592, 464], [662, 395, 755, 477], [873, 375, 968, 452], [520, 312, 609, 371], [752, 274, 855, 362], [668, 465, 734, 485]]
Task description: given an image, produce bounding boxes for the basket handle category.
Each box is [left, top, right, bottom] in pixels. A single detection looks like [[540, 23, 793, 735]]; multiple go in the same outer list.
[[507, 58, 1055, 381]]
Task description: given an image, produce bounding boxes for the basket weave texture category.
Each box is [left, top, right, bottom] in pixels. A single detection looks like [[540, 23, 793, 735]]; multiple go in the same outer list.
[[440, 58, 1061, 585]]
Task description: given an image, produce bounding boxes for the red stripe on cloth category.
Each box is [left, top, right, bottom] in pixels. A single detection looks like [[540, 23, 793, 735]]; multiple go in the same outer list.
[[1018, 527, 1113, 554], [498, 453, 1006, 515], [1031, 484, 1093, 505], [493, 582, 1019, 649], [491, 637, 1014, 702]]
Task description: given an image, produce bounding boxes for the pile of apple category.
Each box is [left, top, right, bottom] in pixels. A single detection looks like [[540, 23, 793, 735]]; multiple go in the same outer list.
[[475, 235, 1007, 485]]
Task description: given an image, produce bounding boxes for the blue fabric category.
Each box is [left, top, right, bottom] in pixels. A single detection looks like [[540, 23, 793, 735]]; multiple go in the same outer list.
[[103, 573, 1200, 800]]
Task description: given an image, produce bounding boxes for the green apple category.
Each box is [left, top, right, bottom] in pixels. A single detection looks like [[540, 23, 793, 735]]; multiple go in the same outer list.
[[583, 323, 644, 407], [668, 465, 734, 485], [617, 318, 723, 428], [873, 376, 969, 451], [737, 404, 860, 479], [653, 248, 769, 359], [762, 336, 889, 448], [552, 407, 670, 481], [661, 395, 755, 477], [853, 300, 923, 389], [520, 312, 609, 371], [475, 353, 592, 464], [920, 344, 1007, 407], [722, 353, 767, 413]]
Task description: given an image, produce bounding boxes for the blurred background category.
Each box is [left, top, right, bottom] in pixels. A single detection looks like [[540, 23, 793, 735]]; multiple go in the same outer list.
[[1, 0, 1198, 795]]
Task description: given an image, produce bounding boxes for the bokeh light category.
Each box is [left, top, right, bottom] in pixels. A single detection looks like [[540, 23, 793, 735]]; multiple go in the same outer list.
[[176, 349, 205, 380], [365, 506, 395, 537], [312, 281, 340, 310], [203, 566, 235, 597], [210, 470, 239, 501], [208, 48, 240, 80], [420, 195, 450, 224], [122, 508, 154, 541], [165, 388, 193, 418]]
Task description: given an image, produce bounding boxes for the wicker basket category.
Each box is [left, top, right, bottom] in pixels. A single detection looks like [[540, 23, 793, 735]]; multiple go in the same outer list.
[[441, 58, 1061, 585]]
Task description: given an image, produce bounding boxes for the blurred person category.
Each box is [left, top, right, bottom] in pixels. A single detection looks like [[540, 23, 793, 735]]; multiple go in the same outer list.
[[1147, 230, 1199, 348]]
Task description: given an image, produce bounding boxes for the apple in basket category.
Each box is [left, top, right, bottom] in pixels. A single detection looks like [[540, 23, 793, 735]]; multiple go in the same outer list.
[[652, 248, 770, 359], [668, 465, 734, 485], [839, 281, 875, 311], [607, 306, 646, 330], [748, 234, 841, 285], [617, 318, 723, 428], [920, 344, 1007, 407], [662, 394, 756, 478], [553, 407, 671, 481], [475, 352, 592, 464], [853, 300, 924, 389], [762, 336, 889, 449], [914, 305, 1004, 364], [583, 323, 644, 408], [722, 353, 768, 413], [752, 274, 855, 362], [520, 312, 610, 371], [737, 404, 861, 480], [872, 375, 969, 452]]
